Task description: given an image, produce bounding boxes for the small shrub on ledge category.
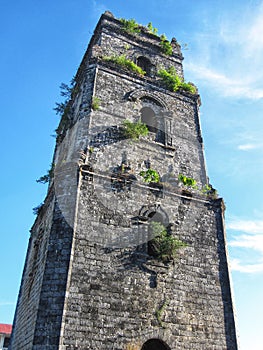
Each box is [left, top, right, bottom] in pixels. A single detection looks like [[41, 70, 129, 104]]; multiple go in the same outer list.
[[147, 22, 158, 35], [139, 168, 160, 183], [120, 18, 141, 34], [201, 184, 218, 199], [149, 221, 187, 262], [103, 55, 146, 76], [91, 96, 101, 111], [158, 66, 197, 94], [36, 163, 55, 184], [160, 34, 173, 56], [178, 174, 198, 189], [123, 120, 149, 140]]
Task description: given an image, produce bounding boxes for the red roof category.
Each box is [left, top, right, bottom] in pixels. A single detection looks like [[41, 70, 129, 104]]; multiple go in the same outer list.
[[0, 324, 12, 335]]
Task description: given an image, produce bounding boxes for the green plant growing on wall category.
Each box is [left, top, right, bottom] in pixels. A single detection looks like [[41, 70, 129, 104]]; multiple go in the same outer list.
[[178, 173, 198, 189], [147, 22, 158, 35], [36, 163, 55, 184], [158, 67, 197, 94], [54, 79, 80, 137], [139, 169, 160, 183], [91, 96, 101, 111], [159, 34, 173, 56], [103, 55, 146, 76], [201, 184, 218, 199], [201, 184, 212, 194], [123, 120, 149, 140], [149, 221, 187, 262], [120, 18, 141, 34], [32, 203, 44, 215], [155, 299, 169, 328]]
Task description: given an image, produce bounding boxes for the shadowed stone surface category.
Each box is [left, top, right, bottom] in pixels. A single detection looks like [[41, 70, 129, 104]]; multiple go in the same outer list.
[[10, 11, 238, 350]]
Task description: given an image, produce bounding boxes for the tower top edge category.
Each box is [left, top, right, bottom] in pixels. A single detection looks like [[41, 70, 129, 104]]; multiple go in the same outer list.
[[92, 11, 183, 57]]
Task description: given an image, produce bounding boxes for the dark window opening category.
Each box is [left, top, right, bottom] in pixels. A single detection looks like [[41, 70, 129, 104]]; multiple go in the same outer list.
[[3, 336, 11, 348], [146, 212, 170, 258], [137, 56, 153, 76], [140, 107, 165, 144], [141, 339, 171, 350], [141, 107, 157, 133]]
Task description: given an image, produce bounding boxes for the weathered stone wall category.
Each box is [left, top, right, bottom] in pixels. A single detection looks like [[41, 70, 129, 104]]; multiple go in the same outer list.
[[59, 175, 237, 350], [10, 191, 55, 349], [89, 13, 184, 78], [10, 11, 238, 350]]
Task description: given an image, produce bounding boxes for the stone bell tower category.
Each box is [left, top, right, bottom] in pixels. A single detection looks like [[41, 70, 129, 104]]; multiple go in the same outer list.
[[10, 11, 238, 350]]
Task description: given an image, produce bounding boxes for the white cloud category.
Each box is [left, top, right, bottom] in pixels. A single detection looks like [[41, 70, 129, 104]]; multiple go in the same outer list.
[[185, 2, 263, 100], [227, 218, 263, 273], [227, 219, 263, 235], [0, 301, 15, 306], [238, 144, 259, 151], [229, 234, 263, 253], [230, 258, 263, 274], [246, 4, 263, 57], [185, 63, 263, 100]]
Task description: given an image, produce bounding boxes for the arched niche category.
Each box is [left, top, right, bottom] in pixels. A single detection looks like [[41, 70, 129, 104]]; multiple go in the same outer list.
[[140, 105, 165, 144], [141, 338, 171, 350], [141, 106, 157, 133], [139, 204, 169, 227], [128, 90, 169, 145], [128, 89, 168, 110], [136, 56, 153, 76], [138, 205, 170, 258]]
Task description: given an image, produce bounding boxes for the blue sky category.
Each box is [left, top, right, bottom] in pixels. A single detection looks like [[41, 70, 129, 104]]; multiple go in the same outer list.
[[1, 1, 263, 349]]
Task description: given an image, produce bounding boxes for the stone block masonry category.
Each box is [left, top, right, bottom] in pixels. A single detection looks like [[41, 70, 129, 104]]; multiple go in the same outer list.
[[10, 11, 238, 350]]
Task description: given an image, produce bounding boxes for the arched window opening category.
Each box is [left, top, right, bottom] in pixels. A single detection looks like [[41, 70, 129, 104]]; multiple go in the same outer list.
[[146, 211, 171, 258], [140, 106, 165, 144], [141, 338, 171, 350], [137, 56, 153, 76], [141, 107, 157, 133], [148, 211, 164, 224]]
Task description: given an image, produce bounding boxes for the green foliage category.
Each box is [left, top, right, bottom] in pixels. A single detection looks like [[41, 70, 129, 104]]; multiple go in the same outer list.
[[201, 184, 218, 199], [156, 299, 168, 328], [158, 67, 197, 94], [139, 169, 160, 183], [53, 101, 68, 116], [91, 96, 100, 111], [160, 34, 167, 41], [178, 174, 197, 189], [147, 22, 158, 35], [36, 163, 55, 184], [150, 222, 187, 262], [160, 35, 173, 56], [158, 67, 181, 90], [54, 79, 79, 137], [180, 81, 197, 94], [123, 120, 149, 140], [59, 82, 72, 99], [32, 203, 44, 215], [120, 18, 141, 34], [201, 184, 212, 194], [103, 55, 146, 76]]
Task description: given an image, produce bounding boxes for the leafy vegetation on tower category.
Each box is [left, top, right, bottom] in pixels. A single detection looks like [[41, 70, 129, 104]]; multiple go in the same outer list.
[[122, 120, 149, 140], [158, 67, 197, 94], [103, 55, 146, 76]]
